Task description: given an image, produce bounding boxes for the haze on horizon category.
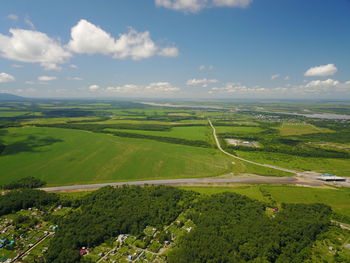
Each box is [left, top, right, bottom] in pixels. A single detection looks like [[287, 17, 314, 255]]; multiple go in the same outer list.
[[0, 0, 349, 100]]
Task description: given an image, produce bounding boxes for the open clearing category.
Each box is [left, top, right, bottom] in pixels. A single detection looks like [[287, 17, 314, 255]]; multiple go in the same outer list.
[[0, 127, 233, 186], [277, 122, 333, 136]]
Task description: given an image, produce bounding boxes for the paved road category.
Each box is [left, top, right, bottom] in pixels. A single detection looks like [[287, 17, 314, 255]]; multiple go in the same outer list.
[[208, 119, 298, 174], [41, 176, 324, 192]]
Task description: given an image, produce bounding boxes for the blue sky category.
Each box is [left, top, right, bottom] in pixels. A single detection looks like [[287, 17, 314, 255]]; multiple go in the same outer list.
[[0, 0, 349, 99]]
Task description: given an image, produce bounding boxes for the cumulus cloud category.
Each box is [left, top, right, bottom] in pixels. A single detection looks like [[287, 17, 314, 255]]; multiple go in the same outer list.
[[210, 82, 269, 96], [305, 79, 339, 88], [186, 78, 218, 87], [304, 64, 338, 77], [106, 82, 179, 94], [0, 20, 178, 70], [199, 65, 213, 71], [271, 74, 279, 80], [0, 28, 71, 70], [38, 75, 57, 81], [155, 0, 252, 13], [67, 19, 179, 60], [0, 72, 15, 83], [89, 84, 100, 91]]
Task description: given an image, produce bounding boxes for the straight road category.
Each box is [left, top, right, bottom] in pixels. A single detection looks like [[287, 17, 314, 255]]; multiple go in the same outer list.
[[41, 176, 323, 192]]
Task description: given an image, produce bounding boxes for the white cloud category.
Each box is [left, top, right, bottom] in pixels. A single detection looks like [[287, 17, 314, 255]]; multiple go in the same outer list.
[[7, 14, 18, 21], [212, 0, 252, 7], [67, 19, 178, 60], [69, 64, 78, 69], [271, 74, 279, 80], [304, 64, 338, 77], [67, 77, 83, 81], [106, 82, 179, 94], [145, 82, 180, 92], [284, 76, 290, 80], [24, 17, 35, 29], [211, 82, 267, 94], [38, 75, 57, 81], [199, 65, 214, 71], [155, 0, 252, 13], [89, 84, 100, 91], [0, 72, 15, 83], [0, 28, 71, 70], [305, 79, 339, 88], [186, 78, 218, 87], [11, 64, 23, 68]]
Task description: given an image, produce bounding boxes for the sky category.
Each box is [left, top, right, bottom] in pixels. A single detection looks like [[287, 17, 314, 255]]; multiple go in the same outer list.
[[0, 0, 350, 99]]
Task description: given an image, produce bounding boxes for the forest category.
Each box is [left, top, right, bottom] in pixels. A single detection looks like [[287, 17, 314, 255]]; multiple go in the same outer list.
[[168, 192, 332, 263], [1, 176, 46, 190], [45, 186, 197, 262]]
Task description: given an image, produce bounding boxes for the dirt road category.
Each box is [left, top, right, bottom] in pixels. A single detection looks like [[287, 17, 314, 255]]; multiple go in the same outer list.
[[208, 119, 299, 174]]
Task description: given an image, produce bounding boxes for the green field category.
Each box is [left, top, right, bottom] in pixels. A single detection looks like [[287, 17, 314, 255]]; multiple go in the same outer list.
[[180, 185, 350, 219], [215, 126, 263, 134], [277, 122, 333, 136], [236, 150, 350, 176], [0, 111, 30, 117], [0, 127, 234, 186], [105, 125, 211, 141]]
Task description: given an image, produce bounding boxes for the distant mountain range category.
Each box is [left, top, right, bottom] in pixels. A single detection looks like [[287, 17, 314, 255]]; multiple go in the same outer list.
[[0, 93, 27, 101]]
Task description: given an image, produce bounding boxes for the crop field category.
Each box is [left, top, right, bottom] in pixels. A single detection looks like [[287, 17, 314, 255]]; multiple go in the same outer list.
[[1, 100, 350, 186], [277, 122, 333, 136], [215, 126, 263, 134], [105, 126, 211, 141], [0, 111, 31, 117], [0, 126, 233, 186]]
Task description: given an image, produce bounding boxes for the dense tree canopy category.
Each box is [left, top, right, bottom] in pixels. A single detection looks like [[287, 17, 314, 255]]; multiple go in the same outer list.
[[0, 189, 58, 216], [1, 176, 46, 190], [46, 186, 197, 263], [168, 193, 332, 263]]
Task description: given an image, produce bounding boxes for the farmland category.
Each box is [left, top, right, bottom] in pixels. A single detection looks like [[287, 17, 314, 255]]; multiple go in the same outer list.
[[1, 100, 350, 186], [0, 126, 231, 186]]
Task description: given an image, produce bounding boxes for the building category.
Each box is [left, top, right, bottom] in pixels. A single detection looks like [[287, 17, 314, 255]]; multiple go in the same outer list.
[[317, 176, 346, 182]]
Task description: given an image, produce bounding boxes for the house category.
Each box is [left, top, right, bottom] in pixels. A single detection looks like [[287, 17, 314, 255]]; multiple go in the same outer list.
[[79, 247, 88, 256]]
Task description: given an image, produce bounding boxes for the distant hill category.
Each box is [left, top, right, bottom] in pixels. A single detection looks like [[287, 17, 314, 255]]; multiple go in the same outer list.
[[0, 93, 27, 101]]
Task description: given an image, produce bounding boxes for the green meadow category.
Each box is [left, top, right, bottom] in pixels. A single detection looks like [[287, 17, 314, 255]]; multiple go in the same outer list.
[[277, 122, 333, 136], [105, 125, 211, 141], [0, 127, 233, 186], [215, 126, 264, 134], [236, 150, 350, 177]]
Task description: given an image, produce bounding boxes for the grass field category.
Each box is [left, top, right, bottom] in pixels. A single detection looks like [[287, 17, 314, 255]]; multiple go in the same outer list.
[[180, 185, 350, 219], [0, 111, 30, 117], [236, 150, 350, 177], [277, 122, 333, 136], [215, 126, 263, 134], [0, 127, 234, 186], [105, 126, 211, 141]]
